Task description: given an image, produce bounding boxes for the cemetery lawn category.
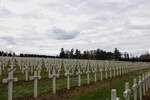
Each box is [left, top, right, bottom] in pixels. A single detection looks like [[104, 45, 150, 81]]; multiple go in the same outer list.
[[143, 89, 150, 100], [0, 68, 149, 100], [72, 68, 149, 100], [0, 73, 102, 100]]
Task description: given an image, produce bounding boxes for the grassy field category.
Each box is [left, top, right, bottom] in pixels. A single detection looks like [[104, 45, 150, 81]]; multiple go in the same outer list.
[[72, 68, 149, 100], [0, 60, 149, 100], [0, 71, 106, 100], [0, 68, 149, 100]]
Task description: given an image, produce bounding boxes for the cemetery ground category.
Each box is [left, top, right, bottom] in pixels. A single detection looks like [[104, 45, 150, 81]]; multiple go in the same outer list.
[[143, 90, 150, 100], [0, 64, 150, 100]]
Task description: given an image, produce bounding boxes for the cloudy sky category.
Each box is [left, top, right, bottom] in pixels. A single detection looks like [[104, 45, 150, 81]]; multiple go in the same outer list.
[[0, 0, 150, 56]]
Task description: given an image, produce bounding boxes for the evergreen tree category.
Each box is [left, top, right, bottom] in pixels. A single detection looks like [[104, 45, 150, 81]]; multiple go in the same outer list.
[[60, 48, 65, 58], [114, 48, 121, 60], [70, 48, 74, 58]]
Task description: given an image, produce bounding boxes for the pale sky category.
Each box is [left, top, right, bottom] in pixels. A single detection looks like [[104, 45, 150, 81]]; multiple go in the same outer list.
[[0, 0, 150, 56]]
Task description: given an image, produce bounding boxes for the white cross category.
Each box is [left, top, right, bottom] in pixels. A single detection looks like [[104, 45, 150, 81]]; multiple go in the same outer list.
[[111, 89, 120, 100], [71, 68, 74, 75], [132, 79, 137, 100], [99, 67, 103, 80], [113, 67, 116, 77], [30, 66, 33, 74], [65, 70, 70, 89], [30, 71, 41, 98], [86, 67, 90, 85], [2, 72, 18, 100], [0, 64, 2, 76], [138, 76, 142, 100], [36, 65, 41, 77], [105, 67, 108, 79], [48, 67, 52, 78], [110, 67, 112, 78], [2, 63, 5, 71], [123, 82, 131, 100], [116, 66, 119, 76], [56, 69, 60, 78], [24, 65, 29, 81], [51, 69, 57, 94], [94, 67, 97, 82], [8, 62, 16, 78], [45, 62, 49, 72], [120, 67, 122, 76], [145, 73, 148, 92], [77, 68, 82, 87], [142, 74, 146, 96]]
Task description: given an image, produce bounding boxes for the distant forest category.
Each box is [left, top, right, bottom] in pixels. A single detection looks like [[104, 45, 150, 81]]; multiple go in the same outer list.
[[0, 48, 150, 62]]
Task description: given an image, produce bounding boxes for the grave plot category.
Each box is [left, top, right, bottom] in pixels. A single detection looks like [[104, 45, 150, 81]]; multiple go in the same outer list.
[[72, 68, 150, 100], [0, 57, 150, 100]]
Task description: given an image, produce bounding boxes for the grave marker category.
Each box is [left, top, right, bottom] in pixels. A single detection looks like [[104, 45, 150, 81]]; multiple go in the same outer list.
[[132, 79, 137, 100], [138, 76, 142, 100], [123, 82, 131, 100], [30, 71, 41, 98], [2, 71, 18, 100], [111, 89, 120, 100]]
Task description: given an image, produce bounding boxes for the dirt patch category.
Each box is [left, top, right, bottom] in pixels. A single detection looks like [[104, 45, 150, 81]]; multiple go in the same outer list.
[[15, 68, 149, 100], [143, 90, 150, 100]]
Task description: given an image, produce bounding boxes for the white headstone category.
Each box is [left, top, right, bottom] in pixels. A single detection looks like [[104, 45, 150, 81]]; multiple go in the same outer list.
[[94, 67, 97, 82], [110, 67, 112, 78], [48, 67, 52, 78], [24, 65, 29, 81], [86, 67, 90, 85], [138, 76, 142, 100], [145, 73, 148, 92], [142, 74, 146, 96], [30, 71, 41, 98], [105, 67, 108, 79], [52, 69, 57, 94], [111, 89, 120, 100], [132, 79, 137, 100], [2, 71, 18, 100], [65, 70, 70, 89], [100, 67, 103, 80], [123, 82, 131, 100], [77, 68, 82, 87]]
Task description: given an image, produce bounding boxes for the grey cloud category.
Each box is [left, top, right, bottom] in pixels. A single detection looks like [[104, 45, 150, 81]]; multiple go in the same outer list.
[[0, 0, 150, 55], [0, 8, 13, 18], [0, 36, 16, 45], [128, 25, 150, 30], [51, 28, 80, 40], [17, 12, 45, 19], [11, 0, 28, 2]]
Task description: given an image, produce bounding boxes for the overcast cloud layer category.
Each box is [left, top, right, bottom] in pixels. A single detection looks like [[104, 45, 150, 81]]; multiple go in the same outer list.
[[0, 0, 150, 56]]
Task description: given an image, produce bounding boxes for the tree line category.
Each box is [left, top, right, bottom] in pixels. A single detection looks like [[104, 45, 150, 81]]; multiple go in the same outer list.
[[0, 49, 150, 62], [59, 48, 150, 62], [0, 51, 16, 57], [59, 48, 121, 60]]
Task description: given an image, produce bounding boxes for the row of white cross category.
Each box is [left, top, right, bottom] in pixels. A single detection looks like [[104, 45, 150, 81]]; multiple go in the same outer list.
[[111, 71, 150, 100], [0, 62, 133, 80], [2, 64, 132, 100], [2, 64, 146, 100], [1, 58, 149, 76], [1, 59, 150, 100], [1, 57, 150, 79]]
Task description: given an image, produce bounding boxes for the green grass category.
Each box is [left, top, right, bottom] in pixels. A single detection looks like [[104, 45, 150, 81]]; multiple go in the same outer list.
[[72, 69, 149, 100], [0, 72, 104, 100], [0, 66, 148, 100]]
